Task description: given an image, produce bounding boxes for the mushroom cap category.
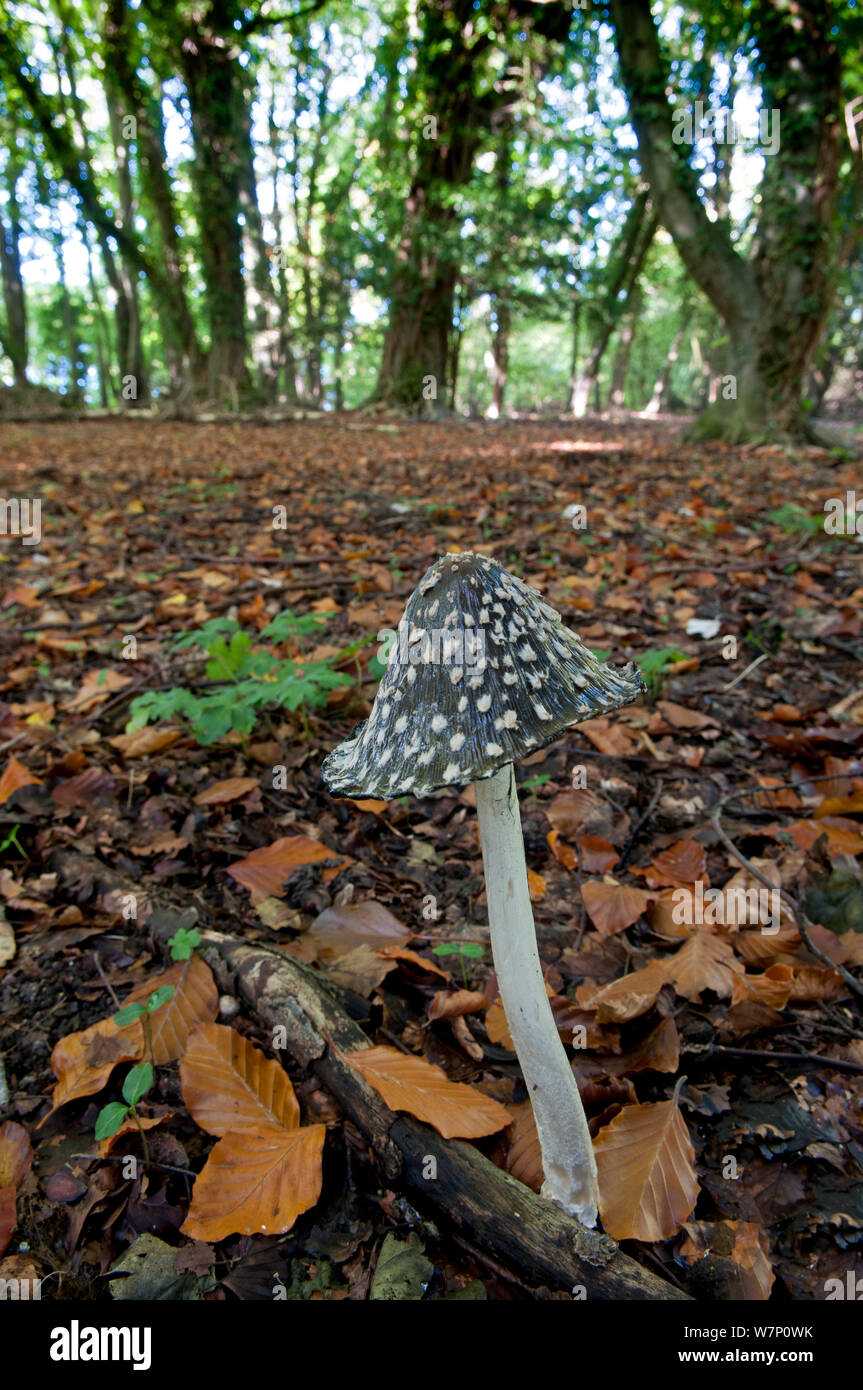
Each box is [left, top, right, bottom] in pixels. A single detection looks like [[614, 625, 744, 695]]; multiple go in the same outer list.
[[322, 551, 646, 800]]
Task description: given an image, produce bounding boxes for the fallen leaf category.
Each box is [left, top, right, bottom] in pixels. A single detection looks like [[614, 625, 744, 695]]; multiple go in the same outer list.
[[48, 1016, 144, 1116], [194, 777, 260, 806], [345, 1045, 509, 1138], [0, 1121, 33, 1257], [640, 840, 708, 888], [581, 879, 653, 936], [576, 960, 670, 1022], [504, 1101, 543, 1193], [228, 835, 350, 903], [428, 989, 488, 1021], [108, 728, 183, 757], [731, 965, 794, 1010], [594, 1094, 699, 1241], [181, 1124, 326, 1241], [302, 900, 409, 959], [122, 956, 219, 1064], [0, 756, 42, 802], [664, 928, 744, 1001], [180, 1023, 300, 1136]]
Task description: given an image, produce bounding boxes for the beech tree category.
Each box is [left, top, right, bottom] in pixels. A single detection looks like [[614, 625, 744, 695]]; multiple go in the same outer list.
[[608, 0, 863, 443]]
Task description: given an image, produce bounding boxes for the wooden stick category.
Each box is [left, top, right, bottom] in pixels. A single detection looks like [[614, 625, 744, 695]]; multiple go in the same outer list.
[[148, 909, 690, 1300]]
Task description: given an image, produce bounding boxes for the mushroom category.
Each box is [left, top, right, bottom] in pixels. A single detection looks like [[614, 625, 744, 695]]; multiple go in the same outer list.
[[322, 551, 645, 1225]]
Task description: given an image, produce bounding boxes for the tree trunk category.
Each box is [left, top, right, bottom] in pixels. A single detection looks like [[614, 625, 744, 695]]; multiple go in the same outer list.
[[102, 0, 203, 395], [571, 194, 655, 417], [643, 309, 690, 415], [487, 295, 510, 418], [374, 1, 490, 411], [607, 283, 643, 410], [179, 2, 252, 400], [0, 157, 28, 387], [609, 0, 848, 444]]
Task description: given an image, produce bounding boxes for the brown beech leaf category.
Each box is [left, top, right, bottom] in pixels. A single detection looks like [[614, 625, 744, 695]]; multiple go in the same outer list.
[[181, 1123, 326, 1241], [0, 756, 42, 802], [180, 1023, 300, 1136], [647, 886, 696, 939], [594, 1094, 699, 1241], [640, 840, 708, 889], [108, 728, 183, 757], [547, 828, 578, 870], [576, 961, 669, 1022], [577, 718, 638, 756], [344, 1045, 509, 1139], [228, 834, 351, 903], [123, 955, 218, 1064], [194, 777, 260, 806], [376, 945, 449, 978], [578, 837, 620, 873], [731, 964, 794, 1010], [428, 989, 488, 1021], [0, 1121, 33, 1258], [504, 1101, 543, 1193], [788, 964, 851, 1002], [733, 923, 801, 966], [582, 1016, 680, 1077], [527, 867, 546, 900], [302, 900, 410, 960], [48, 1015, 144, 1116], [664, 928, 744, 1001], [581, 879, 653, 936]]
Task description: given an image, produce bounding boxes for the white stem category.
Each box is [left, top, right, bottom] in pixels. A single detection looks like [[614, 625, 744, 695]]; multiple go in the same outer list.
[[475, 764, 599, 1226]]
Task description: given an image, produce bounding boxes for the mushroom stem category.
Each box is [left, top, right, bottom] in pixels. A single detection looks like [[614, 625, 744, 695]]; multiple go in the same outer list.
[[475, 764, 599, 1227]]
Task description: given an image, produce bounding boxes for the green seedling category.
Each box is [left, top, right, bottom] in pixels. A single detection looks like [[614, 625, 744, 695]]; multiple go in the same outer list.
[[767, 503, 821, 537], [168, 927, 202, 961], [94, 1063, 155, 1158], [0, 824, 26, 858], [94, 985, 175, 1162], [635, 646, 688, 700], [126, 609, 361, 747], [431, 940, 484, 988], [113, 985, 175, 1070]]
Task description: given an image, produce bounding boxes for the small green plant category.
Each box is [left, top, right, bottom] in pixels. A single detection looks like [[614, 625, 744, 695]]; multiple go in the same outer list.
[[0, 824, 26, 858], [94, 986, 175, 1159], [168, 927, 202, 960], [767, 503, 821, 537], [431, 940, 484, 987], [126, 610, 360, 746], [636, 646, 687, 699], [113, 985, 175, 1069], [94, 1063, 155, 1151]]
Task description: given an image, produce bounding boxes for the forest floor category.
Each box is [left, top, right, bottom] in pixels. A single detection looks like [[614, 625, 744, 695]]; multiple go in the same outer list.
[[0, 415, 861, 1302]]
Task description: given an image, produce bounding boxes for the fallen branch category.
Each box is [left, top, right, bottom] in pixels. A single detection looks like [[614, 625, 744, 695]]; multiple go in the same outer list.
[[148, 909, 690, 1300]]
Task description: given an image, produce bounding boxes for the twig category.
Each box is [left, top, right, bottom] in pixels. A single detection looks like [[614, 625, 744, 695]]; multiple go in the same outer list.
[[92, 950, 122, 1010], [722, 652, 768, 691], [693, 1044, 863, 1076]]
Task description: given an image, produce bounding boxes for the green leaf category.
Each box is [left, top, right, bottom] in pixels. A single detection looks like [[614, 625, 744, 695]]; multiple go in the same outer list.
[[122, 1063, 154, 1106], [95, 1102, 130, 1141], [459, 943, 485, 959], [113, 1002, 146, 1027], [145, 985, 175, 1013], [168, 927, 201, 961], [431, 943, 458, 956]]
